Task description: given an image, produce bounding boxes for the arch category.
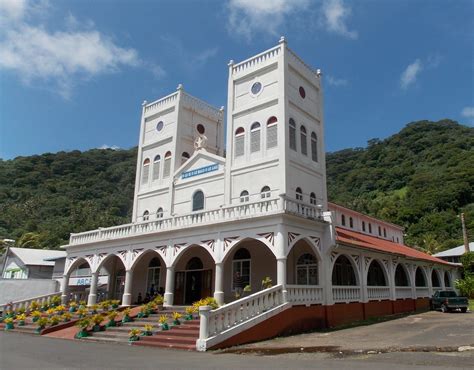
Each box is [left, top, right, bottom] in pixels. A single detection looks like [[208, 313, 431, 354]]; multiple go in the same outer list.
[[261, 185, 271, 199], [186, 257, 203, 270], [444, 271, 452, 287], [394, 263, 410, 286], [310, 192, 316, 205], [332, 254, 358, 286], [65, 257, 92, 277], [296, 187, 303, 201], [192, 190, 205, 212], [172, 244, 217, 268], [240, 190, 249, 203], [341, 214, 346, 226], [349, 217, 354, 228], [156, 207, 163, 219], [163, 151, 172, 178], [95, 252, 127, 275], [311, 132, 318, 162], [295, 252, 319, 285], [286, 235, 323, 262], [143, 158, 151, 165], [367, 260, 388, 286], [234, 127, 245, 157], [152, 155, 161, 181], [289, 118, 297, 150], [181, 152, 190, 163], [142, 210, 150, 221], [250, 122, 261, 153], [222, 237, 277, 263], [415, 266, 427, 287], [266, 116, 278, 149], [431, 269, 441, 287], [300, 125, 307, 155], [142, 158, 151, 185]]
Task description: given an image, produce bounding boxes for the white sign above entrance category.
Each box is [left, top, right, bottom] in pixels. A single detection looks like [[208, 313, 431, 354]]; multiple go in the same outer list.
[[182, 164, 219, 179]]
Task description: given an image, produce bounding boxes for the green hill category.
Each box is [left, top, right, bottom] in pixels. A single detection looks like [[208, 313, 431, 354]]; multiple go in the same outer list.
[[0, 119, 472, 253]]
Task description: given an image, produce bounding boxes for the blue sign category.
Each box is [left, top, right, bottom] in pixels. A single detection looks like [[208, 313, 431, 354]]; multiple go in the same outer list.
[[182, 164, 219, 179]]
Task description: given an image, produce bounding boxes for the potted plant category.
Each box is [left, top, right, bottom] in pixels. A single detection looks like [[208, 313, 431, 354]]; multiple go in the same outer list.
[[172, 312, 182, 326], [122, 308, 133, 323], [50, 296, 61, 307], [106, 311, 118, 327], [185, 307, 194, 320], [128, 328, 141, 342], [91, 314, 104, 332], [145, 302, 155, 315], [49, 316, 60, 326], [16, 307, 26, 315], [89, 304, 98, 314], [142, 324, 153, 336], [40, 304, 48, 312], [68, 302, 78, 313], [261, 277, 273, 289], [99, 301, 110, 312], [29, 301, 40, 312], [35, 317, 48, 334], [62, 312, 72, 322], [16, 313, 27, 326], [46, 308, 56, 317], [78, 300, 87, 309], [55, 305, 66, 315], [111, 300, 120, 309], [77, 307, 87, 318], [243, 284, 252, 297], [31, 310, 42, 323], [137, 306, 148, 319], [158, 315, 169, 330], [75, 318, 90, 338], [4, 317, 14, 330], [153, 295, 164, 309]]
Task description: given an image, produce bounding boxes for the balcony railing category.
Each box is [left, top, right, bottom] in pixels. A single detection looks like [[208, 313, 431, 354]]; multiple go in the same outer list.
[[287, 285, 323, 305], [395, 286, 413, 299], [332, 286, 361, 303], [69, 196, 323, 246], [367, 286, 391, 301], [415, 287, 430, 298]]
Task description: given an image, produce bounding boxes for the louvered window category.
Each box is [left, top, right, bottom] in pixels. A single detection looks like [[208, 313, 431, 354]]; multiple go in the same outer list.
[[266, 116, 277, 149], [235, 127, 245, 157], [141, 158, 150, 185], [300, 126, 307, 155], [311, 132, 318, 162], [163, 151, 171, 178], [152, 155, 160, 181], [250, 122, 261, 153], [289, 118, 296, 151]]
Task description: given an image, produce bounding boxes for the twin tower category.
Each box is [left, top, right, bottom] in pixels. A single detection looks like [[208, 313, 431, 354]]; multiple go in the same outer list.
[[131, 38, 327, 223]]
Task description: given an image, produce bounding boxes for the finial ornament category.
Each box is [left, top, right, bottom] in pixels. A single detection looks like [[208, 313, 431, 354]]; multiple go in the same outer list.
[[228, 60, 234, 66], [177, 83, 184, 91], [316, 69, 322, 77], [194, 134, 208, 151], [142, 100, 148, 106], [279, 36, 286, 44]]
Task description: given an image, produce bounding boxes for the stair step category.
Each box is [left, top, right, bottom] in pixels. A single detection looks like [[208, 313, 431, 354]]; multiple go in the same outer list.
[[80, 336, 125, 344], [133, 340, 196, 351], [138, 335, 197, 344]]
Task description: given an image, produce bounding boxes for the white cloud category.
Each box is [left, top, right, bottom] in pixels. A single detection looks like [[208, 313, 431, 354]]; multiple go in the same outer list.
[[400, 59, 423, 89], [322, 0, 358, 40], [227, 0, 309, 41], [326, 75, 348, 87], [0, 0, 27, 22], [461, 107, 474, 119], [0, 0, 162, 98], [98, 144, 121, 150]]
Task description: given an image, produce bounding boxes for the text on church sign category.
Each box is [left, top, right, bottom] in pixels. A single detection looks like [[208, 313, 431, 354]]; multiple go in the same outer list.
[[182, 164, 219, 179]]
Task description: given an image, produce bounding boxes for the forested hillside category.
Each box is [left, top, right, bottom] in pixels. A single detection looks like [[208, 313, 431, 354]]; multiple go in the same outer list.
[[0, 119, 472, 253]]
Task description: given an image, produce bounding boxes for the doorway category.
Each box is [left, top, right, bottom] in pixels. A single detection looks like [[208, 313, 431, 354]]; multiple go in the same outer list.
[[174, 257, 213, 305]]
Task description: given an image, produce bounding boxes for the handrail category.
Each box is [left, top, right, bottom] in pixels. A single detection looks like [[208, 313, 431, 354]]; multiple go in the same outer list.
[[0, 292, 60, 312]]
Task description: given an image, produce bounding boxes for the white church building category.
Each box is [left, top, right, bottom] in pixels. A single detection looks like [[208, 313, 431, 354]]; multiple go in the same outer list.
[[60, 39, 458, 350]]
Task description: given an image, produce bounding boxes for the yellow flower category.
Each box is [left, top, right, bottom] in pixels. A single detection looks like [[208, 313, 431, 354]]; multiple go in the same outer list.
[[172, 312, 182, 320], [158, 315, 168, 324]]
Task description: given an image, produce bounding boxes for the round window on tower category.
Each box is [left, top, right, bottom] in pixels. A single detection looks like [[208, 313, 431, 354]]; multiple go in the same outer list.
[[197, 124, 205, 134], [250, 81, 262, 96], [299, 86, 306, 99], [156, 121, 164, 132]]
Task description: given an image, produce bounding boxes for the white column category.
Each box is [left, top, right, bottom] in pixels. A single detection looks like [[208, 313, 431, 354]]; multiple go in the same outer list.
[[428, 268, 433, 297], [214, 262, 224, 306], [324, 254, 334, 305], [277, 257, 288, 302], [388, 260, 396, 301], [121, 269, 133, 306], [164, 266, 175, 307], [360, 256, 368, 303], [87, 272, 98, 306], [60, 274, 69, 305]]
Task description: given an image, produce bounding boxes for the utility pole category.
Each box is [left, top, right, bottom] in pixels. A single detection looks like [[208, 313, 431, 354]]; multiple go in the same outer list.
[[460, 213, 470, 254]]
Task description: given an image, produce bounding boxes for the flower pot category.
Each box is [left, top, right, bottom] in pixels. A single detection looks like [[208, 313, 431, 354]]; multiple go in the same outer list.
[[128, 335, 139, 342], [142, 331, 152, 336], [137, 312, 145, 318], [185, 314, 193, 321], [93, 324, 101, 332], [32, 317, 39, 323], [173, 320, 181, 326], [111, 304, 119, 309], [75, 329, 89, 338], [35, 326, 45, 334], [106, 320, 116, 327], [69, 307, 76, 313], [161, 323, 169, 331], [18, 320, 25, 326], [63, 318, 70, 323], [122, 315, 132, 323], [5, 323, 14, 330]]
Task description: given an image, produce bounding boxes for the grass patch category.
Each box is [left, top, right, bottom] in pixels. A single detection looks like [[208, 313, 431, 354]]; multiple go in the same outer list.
[[469, 300, 474, 311]]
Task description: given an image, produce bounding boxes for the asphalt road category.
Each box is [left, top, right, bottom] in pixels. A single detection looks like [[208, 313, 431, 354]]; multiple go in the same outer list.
[[0, 331, 473, 370]]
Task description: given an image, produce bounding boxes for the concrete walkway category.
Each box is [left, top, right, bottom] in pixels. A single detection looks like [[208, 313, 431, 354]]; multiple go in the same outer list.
[[222, 311, 474, 354]]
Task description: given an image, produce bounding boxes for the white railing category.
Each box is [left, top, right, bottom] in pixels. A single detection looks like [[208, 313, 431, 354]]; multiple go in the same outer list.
[[182, 93, 222, 121], [69, 196, 323, 246], [287, 285, 323, 305], [231, 45, 281, 75], [395, 287, 413, 299], [0, 292, 60, 312], [367, 286, 390, 301], [332, 286, 361, 303], [144, 91, 178, 114], [196, 285, 288, 351], [415, 287, 430, 298]]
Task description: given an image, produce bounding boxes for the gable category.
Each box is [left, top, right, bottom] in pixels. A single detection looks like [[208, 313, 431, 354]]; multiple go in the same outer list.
[[174, 150, 225, 183]]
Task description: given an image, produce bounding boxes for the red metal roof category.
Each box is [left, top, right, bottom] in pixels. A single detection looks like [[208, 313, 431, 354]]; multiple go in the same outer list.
[[335, 227, 451, 265]]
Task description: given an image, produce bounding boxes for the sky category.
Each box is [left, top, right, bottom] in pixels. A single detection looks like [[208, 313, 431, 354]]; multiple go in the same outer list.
[[0, 0, 473, 160]]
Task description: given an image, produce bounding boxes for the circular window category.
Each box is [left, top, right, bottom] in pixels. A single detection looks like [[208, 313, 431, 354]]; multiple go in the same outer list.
[[197, 124, 205, 134], [299, 86, 306, 99], [251, 81, 262, 96], [156, 121, 164, 132]]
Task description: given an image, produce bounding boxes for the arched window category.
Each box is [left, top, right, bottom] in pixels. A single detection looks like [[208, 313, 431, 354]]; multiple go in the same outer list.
[[444, 271, 451, 287], [431, 270, 441, 287], [300, 126, 307, 155], [192, 190, 204, 212], [266, 116, 278, 149], [369, 223, 372, 233], [378, 226, 382, 236], [296, 253, 318, 285], [383, 228, 387, 238], [234, 127, 245, 158], [141, 158, 150, 185], [156, 207, 163, 219], [367, 260, 387, 286], [362, 221, 366, 232], [341, 214, 346, 226], [311, 132, 318, 162], [415, 267, 427, 287], [261, 186, 271, 199], [186, 257, 203, 270], [181, 152, 190, 164], [310, 192, 317, 205], [142, 210, 150, 221], [233, 248, 251, 290], [296, 187, 303, 201], [349, 217, 354, 228], [395, 264, 409, 286], [240, 190, 249, 203], [152, 155, 161, 181], [147, 257, 161, 294], [289, 118, 297, 151], [332, 255, 357, 286], [250, 122, 261, 153], [163, 151, 172, 178]]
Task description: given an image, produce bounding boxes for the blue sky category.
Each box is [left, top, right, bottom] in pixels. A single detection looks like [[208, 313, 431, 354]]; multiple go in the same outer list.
[[0, 0, 473, 159]]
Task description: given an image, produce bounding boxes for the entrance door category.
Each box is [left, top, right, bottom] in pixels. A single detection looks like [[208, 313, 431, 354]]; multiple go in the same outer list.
[[185, 270, 202, 304], [174, 271, 185, 305]]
